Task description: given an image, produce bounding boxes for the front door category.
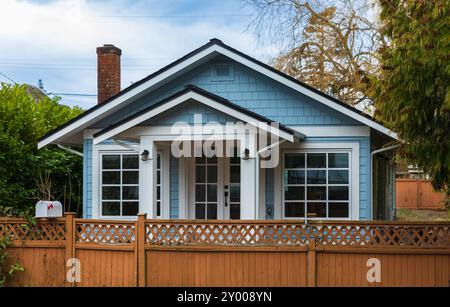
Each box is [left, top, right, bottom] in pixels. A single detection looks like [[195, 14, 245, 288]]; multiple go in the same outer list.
[[189, 153, 241, 220]]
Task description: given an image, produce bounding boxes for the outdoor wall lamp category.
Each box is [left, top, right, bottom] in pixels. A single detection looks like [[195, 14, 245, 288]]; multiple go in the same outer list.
[[140, 150, 150, 161], [242, 148, 250, 160]]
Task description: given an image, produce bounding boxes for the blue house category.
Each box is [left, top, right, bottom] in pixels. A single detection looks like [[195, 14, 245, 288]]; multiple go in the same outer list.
[[38, 39, 398, 221]]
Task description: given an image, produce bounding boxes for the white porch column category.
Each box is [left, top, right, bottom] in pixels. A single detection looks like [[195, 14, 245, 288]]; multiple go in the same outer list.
[[240, 134, 258, 220], [139, 136, 157, 218]]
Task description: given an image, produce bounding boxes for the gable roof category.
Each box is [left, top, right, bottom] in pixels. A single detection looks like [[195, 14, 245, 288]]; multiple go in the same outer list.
[[93, 85, 304, 144], [38, 38, 396, 149]]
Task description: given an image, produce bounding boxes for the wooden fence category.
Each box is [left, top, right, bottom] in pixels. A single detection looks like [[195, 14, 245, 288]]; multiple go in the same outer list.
[[1, 214, 449, 287], [396, 179, 447, 210]]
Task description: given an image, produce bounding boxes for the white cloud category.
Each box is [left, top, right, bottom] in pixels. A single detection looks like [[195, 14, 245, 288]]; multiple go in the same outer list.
[[0, 0, 276, 108]]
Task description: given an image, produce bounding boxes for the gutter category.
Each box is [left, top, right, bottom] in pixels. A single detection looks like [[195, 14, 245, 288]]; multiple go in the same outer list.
[[57, 144, 83, 157], [370, 144, 401, 220]]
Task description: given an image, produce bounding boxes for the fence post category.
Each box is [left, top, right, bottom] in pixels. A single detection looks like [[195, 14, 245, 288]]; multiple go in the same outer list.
[[307, 240, 316, 287], [65, 212, 76, 287], [137, 213, 147, 287]]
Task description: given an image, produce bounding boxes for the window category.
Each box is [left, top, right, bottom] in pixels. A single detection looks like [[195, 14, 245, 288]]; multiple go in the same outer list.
[[229, 153, 241, 220], [101, 153, 139, 217], [283, 152, 350, 219]]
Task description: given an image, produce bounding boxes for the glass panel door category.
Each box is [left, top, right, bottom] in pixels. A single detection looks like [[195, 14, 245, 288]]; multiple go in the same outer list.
[[194, 157, 218, 219]]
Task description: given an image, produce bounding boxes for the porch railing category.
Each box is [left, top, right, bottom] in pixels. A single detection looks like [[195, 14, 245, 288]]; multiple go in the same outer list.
[[144, 220, 449, 248], [1, 217, 449, 248]]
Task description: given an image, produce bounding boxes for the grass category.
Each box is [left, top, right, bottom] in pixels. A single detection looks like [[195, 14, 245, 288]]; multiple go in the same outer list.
[[396, 208, 450, 221]]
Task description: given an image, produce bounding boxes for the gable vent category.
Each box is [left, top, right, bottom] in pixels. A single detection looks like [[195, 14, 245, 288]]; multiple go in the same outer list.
[[212, 64, 234, 81]]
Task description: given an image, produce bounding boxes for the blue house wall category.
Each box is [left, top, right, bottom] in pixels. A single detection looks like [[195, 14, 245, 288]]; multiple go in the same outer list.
[[84, 56, 371, 219]]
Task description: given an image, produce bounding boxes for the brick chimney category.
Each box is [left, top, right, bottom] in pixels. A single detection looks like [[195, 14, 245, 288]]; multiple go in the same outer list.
[[97, 44, 121, 104]]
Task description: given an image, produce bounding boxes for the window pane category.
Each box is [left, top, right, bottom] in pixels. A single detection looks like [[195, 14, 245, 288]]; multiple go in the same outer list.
[[207, 185, 217, 202], [102, 155, 120, 169], [285, 154, 305, 168], [285, 202, 305, 217], [285, 170, 305, 184], [122, 155, 139, 169], [102, 171, 120, 184], [230, 203, 240, 220], [207, 165, 217, 183], [328, 170, 349, 184], [102, 186, 120, 200], [156, 155, 161, 169], [196, 166, 205, 183], [102, 202, 120, 216], [123, 186, 138, 200], [195, 157, 206, 164], [123, 171, 138, 184], [230, 166, 240, 183], [307, 170, 326, 184], [329, 202, 349, 218], [230, 185, 240, 202], [156, 201, 161, 217], [122, 202, 139, 216], [307, 186, 326, 200], [230, 154, 240, 165], [157, 171, 160, 185], [207, 157, 217, 164], [207, 204, 217, 219], [328, 153, 349, 168], [195, 203, 206, 219], [285, 186, 305, 200], [195, 184, 205, 202], [307, 202, 326, 218], [156, 186, 160, 200], [329, 186, 349, 200], [307, 153, 326, 168]]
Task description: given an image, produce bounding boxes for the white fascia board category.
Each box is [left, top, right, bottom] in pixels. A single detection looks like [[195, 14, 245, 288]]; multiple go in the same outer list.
[[214, 45, 397, 139], [93, 91, 294, 145], [37, 48, 218, 149]]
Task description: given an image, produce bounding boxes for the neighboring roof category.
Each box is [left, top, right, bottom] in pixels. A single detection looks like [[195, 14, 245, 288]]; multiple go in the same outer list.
[[92, 85, 304, 144], [38, 38, 397, 149]]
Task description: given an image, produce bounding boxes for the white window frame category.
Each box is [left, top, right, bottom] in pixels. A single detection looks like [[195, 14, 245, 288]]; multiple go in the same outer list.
[[98, 150, 140, 219], [275, 142, 360, 220], [92, 143, 170, 220]]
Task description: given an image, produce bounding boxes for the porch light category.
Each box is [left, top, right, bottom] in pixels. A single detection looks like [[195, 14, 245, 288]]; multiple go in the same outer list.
[[140, 150, 150, 161], [243, 148, 250, 160]]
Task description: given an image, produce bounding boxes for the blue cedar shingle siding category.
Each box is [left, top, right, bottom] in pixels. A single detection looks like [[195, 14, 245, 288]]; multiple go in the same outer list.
[[83, 138, 93, 218], [143, 101, 238, 126], [170, 155, 179, 219], [92, 57, 359, 128], [84, 56, 372, 219]]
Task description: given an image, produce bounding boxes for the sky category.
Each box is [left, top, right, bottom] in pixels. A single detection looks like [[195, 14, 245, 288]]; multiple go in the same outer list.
[[0, 0, 278, 108]]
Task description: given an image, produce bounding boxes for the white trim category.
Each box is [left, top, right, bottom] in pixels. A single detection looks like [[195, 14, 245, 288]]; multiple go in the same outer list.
[[38, 47, 218, 149], [289, 126, 370, 137], [214, 45, 397, 139], [92, 90, 294, 145], [92, 144, 140, 220], [275, 142, 360, 220], [39, 42, 395, 149]]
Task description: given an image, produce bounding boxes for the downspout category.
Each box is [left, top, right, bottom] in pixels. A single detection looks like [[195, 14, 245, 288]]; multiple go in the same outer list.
[[255, 139, 287, 220], [57, 144, 83, 157], [370, 144, 401, 220]]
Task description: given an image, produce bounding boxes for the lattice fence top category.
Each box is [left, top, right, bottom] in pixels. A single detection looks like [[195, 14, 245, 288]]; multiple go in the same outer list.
[[76, 221, 136, 244], [0, 220, 66, 241], [145, 221, 450, 248]]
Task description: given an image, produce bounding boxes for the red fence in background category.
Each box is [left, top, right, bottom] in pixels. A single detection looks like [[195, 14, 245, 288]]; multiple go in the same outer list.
[[396, 179, 447, 210]]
